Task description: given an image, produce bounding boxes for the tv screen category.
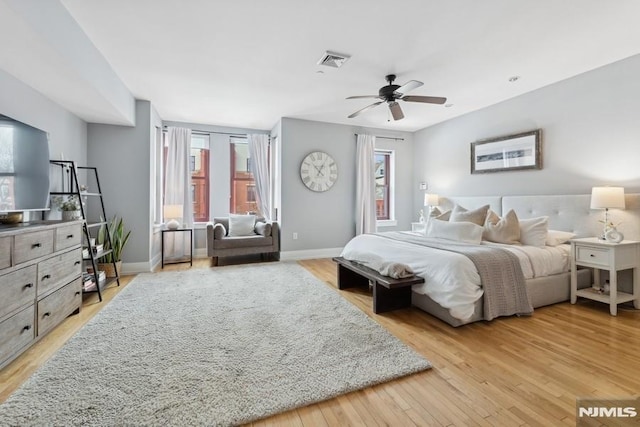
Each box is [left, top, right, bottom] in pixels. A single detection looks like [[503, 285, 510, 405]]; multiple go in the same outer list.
[[0, 114, 50, 212]]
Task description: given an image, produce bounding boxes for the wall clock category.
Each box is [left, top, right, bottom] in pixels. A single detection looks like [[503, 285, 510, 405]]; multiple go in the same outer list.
[[300, 151, 338, 192]]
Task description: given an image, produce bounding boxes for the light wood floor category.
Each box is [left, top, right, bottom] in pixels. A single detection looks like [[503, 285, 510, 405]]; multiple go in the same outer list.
[[1, 258, 639, 426]]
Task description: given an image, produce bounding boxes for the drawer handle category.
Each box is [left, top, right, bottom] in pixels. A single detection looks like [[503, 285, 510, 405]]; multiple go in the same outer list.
[[74, 261, 81, 265], [24, 283, 34, 289], [75, 291, 81, 296], [590, 254, 595, 257], [43, 312, 50, 317], [67, 234, 74, 239], [42, 274, 51, 280], [22, 325, 31, 332], [32, 243, 41, 249]]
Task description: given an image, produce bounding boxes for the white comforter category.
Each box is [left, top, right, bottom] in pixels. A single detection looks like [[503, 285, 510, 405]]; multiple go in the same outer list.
[[340, 232, 570, 321]]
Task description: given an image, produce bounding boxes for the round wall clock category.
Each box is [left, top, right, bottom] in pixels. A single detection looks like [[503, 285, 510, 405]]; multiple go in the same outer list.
[[300, 151, 338, 192]]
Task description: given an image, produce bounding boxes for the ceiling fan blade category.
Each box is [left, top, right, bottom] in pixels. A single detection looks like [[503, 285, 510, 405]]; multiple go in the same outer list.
[[348, 101, 384, 118], [402, 95, 447, 104], [394, 80, 423, 95], [346, 95, 382, 100], [389, 101, 404, 120]]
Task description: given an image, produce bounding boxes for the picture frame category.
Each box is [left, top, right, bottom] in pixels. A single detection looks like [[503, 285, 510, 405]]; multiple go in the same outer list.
[[470, 129, 542, 174]]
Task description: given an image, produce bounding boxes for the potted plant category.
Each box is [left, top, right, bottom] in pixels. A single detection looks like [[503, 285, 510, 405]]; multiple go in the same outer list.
[[96, 215, 131, 277], [51, 195, 82, 220]]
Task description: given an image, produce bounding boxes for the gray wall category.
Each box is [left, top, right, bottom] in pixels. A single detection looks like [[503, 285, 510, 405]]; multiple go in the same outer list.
[[0, 69, 86, 166], [88, 100, 153, 266], [0, 68, 87, 221], [280, 118, 414, 253], [414, 53, 640, 211]]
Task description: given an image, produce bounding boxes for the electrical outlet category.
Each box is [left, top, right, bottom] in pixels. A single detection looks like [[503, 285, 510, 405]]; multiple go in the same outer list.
[[292, 232, 298, 240]]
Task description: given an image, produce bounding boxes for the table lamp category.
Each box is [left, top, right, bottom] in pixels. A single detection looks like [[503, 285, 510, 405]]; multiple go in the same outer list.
[[590, 187, 625, 240], [424, 193, 440, 216], [163, 204, 183, 230]]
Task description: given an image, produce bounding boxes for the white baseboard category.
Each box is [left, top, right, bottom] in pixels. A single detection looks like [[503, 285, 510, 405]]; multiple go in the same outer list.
[[280, 247, 343, 261], [121, 261, 153, 275]]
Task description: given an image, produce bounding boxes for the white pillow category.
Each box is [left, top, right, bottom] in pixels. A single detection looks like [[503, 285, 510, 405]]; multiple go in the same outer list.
[[546, 229, 576, 246], [426, 218, 484, 244], [228, 214, 256, 236], [519, 216, 549, 247]]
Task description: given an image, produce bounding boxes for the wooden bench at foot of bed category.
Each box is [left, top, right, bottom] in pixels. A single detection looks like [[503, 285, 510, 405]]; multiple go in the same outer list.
[[332, 257, 425, 314]]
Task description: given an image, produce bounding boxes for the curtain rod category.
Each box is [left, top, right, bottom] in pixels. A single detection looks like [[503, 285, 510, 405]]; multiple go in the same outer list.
[[354, 133, 404, 141], [162, 126, 247, 138]]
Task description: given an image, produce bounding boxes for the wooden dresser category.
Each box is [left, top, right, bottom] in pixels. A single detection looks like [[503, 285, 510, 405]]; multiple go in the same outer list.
[[0, 220, 83, 369]]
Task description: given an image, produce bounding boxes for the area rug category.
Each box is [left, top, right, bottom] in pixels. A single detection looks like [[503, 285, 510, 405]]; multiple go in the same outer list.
[[0, 262, 430, 426]]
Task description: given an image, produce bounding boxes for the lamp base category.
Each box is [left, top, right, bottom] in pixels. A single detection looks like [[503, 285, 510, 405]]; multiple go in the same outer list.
[[166, 219, 180, 230]]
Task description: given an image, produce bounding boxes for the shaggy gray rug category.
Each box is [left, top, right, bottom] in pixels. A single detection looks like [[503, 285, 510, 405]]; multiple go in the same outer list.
[[0, 262, 430, 426]]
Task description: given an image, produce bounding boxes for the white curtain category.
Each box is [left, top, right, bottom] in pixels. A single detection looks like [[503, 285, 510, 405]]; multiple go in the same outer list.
[[248, 134, 271, 221], [355, 134, 377, 235], [164, 126, 193, 257]]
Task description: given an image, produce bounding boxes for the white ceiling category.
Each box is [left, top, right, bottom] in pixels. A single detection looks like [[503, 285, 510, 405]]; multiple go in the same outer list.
[[30, 1, 640, 131]]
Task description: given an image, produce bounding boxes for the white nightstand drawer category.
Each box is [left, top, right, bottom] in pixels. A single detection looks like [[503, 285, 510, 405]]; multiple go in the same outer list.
[[576, 246, 609, 267]]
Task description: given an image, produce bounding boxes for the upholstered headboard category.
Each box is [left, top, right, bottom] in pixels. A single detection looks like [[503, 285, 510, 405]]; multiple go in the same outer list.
[[440, 194, 640, 240]]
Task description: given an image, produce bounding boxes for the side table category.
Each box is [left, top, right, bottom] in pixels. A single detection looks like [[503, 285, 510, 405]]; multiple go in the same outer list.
[[570, 237, 640, 315], [161, 228, 193, 268]]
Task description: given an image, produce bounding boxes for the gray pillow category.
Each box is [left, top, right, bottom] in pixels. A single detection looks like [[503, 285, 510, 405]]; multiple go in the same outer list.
[[450, 204, 490, 226], [255, 221, 272, 237], [213, 223, 226, 239]]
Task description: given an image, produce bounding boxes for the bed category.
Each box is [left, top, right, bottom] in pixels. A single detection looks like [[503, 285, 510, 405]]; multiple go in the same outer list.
[[341, 194, 640, 327]]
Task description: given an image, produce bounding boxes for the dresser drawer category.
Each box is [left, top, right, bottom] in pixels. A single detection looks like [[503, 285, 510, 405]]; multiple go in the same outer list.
[[0, 236, 10, 270], [14, 230, 54, 265], [37, 248, 82, 297], [37, 278, 81, 337], [55, 223, 82, 251], [576, 246, 609, 267], [0, 305, 35, 365], [0, 265, 37, 320]]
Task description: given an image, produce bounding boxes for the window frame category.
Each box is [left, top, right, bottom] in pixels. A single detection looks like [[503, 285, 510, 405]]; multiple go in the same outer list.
[[374, 149, 396, 227]]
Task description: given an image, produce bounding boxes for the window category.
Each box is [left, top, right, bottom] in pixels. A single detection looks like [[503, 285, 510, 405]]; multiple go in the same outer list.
[[375, 150, 393, 221], [162, 132, 210, 223], [230, 140, 258, 214], [190, 134, 210, 222]]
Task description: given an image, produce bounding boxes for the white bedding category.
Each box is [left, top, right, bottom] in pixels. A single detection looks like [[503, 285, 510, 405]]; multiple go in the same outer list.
[[340, 231, 571, 321]]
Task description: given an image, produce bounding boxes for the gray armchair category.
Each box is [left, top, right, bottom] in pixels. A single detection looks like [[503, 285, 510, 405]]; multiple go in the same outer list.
[[206, 217, 280, 266]]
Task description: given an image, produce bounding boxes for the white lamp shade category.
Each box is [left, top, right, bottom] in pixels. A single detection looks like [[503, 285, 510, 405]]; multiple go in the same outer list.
[[424, 193, 439, 206], [590, 187, 625, 209], [163, 204, 183, 220]]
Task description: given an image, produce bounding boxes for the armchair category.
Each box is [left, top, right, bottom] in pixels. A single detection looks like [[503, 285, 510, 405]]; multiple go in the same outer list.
[[206, 217, 280, 266]]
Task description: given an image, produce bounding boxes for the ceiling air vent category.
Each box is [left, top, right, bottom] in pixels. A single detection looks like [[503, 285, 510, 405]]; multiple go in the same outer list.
[[317, 51, 350, 68]]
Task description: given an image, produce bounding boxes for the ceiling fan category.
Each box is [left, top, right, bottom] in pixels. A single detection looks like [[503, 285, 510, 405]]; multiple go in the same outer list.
[[346, 74, 446, 121]]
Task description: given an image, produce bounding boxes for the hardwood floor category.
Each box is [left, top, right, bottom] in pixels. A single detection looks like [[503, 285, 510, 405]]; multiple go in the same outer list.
[[1, 258, 639, 426]]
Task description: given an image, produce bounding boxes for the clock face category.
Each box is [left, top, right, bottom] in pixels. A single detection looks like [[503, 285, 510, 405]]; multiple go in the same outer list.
[[300, 151, 338, 192]]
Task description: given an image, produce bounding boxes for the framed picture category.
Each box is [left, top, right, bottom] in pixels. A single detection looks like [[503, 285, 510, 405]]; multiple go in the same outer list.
[[470, 129, 542, 174]]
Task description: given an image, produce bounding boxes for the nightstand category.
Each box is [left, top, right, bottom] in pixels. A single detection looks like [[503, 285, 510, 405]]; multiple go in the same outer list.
[[570, 237, 640, 315], [411, 222, 426, 233]]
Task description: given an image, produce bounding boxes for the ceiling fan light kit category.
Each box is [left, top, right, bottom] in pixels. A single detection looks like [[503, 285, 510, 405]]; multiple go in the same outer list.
[[346, 74, 447, 121]]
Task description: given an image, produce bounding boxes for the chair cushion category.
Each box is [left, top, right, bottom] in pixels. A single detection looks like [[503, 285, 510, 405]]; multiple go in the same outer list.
[[215, 235, 273, 249], [255, 221, 272, 237]]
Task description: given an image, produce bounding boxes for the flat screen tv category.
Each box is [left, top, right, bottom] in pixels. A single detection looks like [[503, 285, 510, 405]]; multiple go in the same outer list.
[[0, 114, 50, 212]]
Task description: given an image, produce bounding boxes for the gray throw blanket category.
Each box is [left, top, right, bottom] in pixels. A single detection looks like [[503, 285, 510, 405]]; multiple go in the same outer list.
[[381, 232, 533, 320]]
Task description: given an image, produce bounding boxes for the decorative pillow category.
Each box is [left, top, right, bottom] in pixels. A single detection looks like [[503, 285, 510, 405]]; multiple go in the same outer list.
[[483, 209, 520, 244], [228, 214, 256, 236], [449, 204, 490, 226], [546, 229, 576, 246], [213, 223, 226, 239], [426, 218, 484, 244], [254, 221, 272, 237], [434, 209, 451, 221], [519, 216, 549, 247]]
